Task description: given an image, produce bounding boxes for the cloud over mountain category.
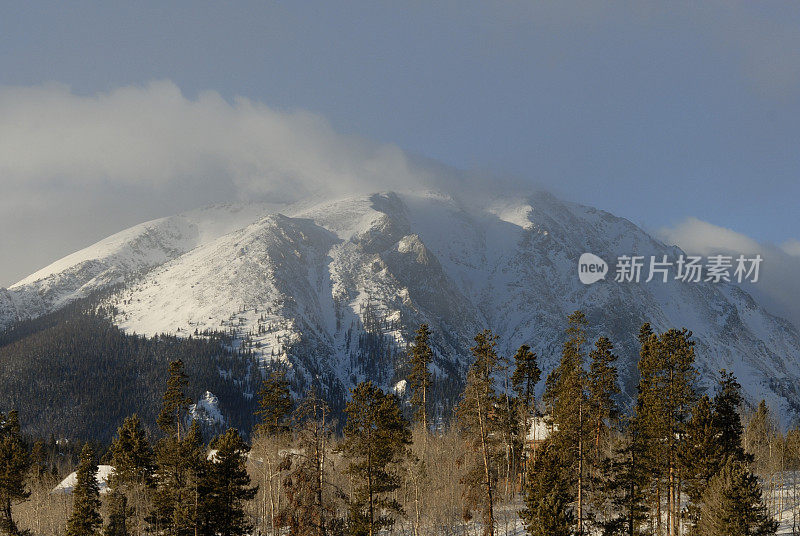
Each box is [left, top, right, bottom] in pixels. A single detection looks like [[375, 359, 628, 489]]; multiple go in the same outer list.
[[660, 217, 800, 331], [0, 82, 434, 285]]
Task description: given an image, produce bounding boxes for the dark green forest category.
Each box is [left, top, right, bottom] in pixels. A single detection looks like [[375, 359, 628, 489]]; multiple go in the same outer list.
[[0, 300, 260, 442]]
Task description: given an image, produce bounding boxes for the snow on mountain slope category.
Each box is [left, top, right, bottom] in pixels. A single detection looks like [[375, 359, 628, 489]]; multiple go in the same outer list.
[[52, 465, 115, 495], [5, 190, 800, 422], [1, 202, 283, 329]]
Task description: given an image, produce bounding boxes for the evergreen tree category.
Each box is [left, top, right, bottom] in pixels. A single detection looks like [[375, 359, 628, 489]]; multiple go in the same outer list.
[[584, 336, 620, 530], [587, 337, 620, 477], [66, 444, 102, 536], [150, 418, 206, 535], [603, 420, 649, 536], [110, 414, 155, 486], [157, 360, 191, 441], [340, 381, 411, 536], [633, 325, 698, 536], [282, 386, 336, 536], [252, 365, 293, 534], [713, 370, 749, 463], [458, 329, 503, 536], [511, 344, 541, 478], [697, 459, 777, 536], [519, 443, 573, 536], [407, 324, 434, 430], [681, 395, 723, 533], [108, 414, 154, 536], [256, 365, 293, 437], [683, 372, 750, 534], [541, 311, 588, 535], [198, 429, 257, 536], [0, 410, 30, 536], [104, 491, 128, 536], [632, 323, 665, 534]]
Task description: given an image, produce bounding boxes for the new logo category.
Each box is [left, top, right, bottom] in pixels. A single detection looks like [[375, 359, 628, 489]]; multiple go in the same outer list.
[[578, 253, 608, 285]]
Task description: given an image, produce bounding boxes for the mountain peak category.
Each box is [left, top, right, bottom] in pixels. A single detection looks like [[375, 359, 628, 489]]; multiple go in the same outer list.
[[4, 190, 800, 423]]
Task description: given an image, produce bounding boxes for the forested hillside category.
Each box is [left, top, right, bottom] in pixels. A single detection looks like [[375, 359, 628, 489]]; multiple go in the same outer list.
[[3, 315, 795, 536], [0, 301, 259, 442]]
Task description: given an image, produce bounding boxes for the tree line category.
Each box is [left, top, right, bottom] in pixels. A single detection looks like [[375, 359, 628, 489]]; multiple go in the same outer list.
[[0, 305, 260, 442], [0, 312, 792, 536]]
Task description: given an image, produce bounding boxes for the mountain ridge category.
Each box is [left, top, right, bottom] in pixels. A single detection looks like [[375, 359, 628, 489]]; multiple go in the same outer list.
[[3, 189, 799, 424]]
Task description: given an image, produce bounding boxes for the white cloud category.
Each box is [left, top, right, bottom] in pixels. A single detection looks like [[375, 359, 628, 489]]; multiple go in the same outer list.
[[0, 81, 425, 201], [658, 217, 762, 256], [660, 217, 800, 330], [0, 82, 437, 286], [782, 239, 800, 258]]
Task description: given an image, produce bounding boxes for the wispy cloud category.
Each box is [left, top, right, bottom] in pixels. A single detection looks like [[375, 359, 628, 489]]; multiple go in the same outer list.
[[660, 217, 800, 330], [782, 239, 800, 258], [0, 81, 426, 202], [0, 82, 439, 285]]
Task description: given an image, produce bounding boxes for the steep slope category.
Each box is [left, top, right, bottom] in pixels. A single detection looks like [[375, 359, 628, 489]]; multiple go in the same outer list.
[[1, 202, 278, 329], [4, 190, 800, 423]]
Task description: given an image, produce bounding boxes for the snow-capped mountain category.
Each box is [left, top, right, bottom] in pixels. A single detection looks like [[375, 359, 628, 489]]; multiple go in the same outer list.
[[4, 190, 800, 422]]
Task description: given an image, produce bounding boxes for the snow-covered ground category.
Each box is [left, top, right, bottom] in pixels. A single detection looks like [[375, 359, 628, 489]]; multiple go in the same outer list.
[[51, 465, 115, 495]]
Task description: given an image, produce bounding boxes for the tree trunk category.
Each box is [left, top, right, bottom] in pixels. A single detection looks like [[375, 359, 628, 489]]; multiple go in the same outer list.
[[368, 442, 374, 536], [318, 411, 326, 536], [577, 396, 583, 536], [477, 398, 495, 536], [422, 384, 428, 432], [668, 463, 674, 536], [267, 456, 276, 535], [656, 483, 662, 536]]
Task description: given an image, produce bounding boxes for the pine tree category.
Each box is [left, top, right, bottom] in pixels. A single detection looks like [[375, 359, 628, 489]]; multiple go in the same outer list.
[[634, 324, 698, 536], [148, 384, 206, 536], [407, 324, 434, 431], [603, 419, 649, 536], [587, 337, 619, 475], [682, 371, 750, 534], [282, 386, 336, 536], [541, 311, 588, 535], [511, 344, 541, 478], [519, 443, 573, 536], [632, 322, 666, 535], [584, 336, 620, 529], [713, 370, 749, 463], [253, 364, 293, 534], [157, 360, 191, 441], [697, 458, 777, 536], [340, 381, 411, 536], [256, 365, 293, 437], [0, 410, 30, 536], [104, 491, 128, 536], [110, 415, 155, 486], [108, 414, 154, 536], [457, 329, 503, 536], [681, 395, 723, 533], [66, 444, 102, 536], [660, 328, 698, 536], [198, 429, 258, 536]]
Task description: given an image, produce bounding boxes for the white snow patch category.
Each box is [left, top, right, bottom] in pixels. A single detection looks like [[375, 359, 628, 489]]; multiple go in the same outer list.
[[190, 391, 225, 427], [52, 465, 115, 495], [393, 379, 407, 396]]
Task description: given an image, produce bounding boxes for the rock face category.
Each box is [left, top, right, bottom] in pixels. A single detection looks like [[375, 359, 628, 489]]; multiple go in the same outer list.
[[5, 190, 800, 422]]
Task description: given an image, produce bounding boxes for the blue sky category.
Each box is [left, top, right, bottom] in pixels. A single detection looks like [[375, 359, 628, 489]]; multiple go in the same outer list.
[[1, 2, 799, 293]]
